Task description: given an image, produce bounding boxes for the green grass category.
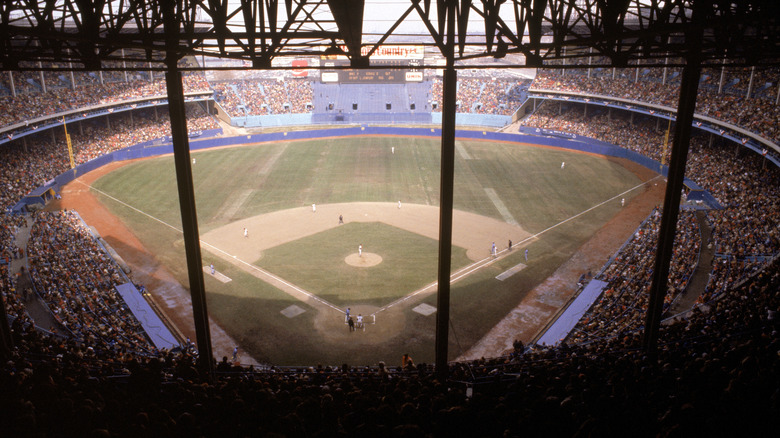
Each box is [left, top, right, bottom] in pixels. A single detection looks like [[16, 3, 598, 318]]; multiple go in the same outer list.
[[257, 222, 471, 307], [97, 138, 638, 233], [91, 135, 645, 364]]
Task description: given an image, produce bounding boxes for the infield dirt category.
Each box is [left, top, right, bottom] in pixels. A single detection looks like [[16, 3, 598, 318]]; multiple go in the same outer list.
[[50, 154, 663, 364]]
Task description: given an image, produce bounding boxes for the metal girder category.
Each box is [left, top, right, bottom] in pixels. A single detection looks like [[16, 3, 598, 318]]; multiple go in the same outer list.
[[326, 0, 366, 66], [435, 0, 457, 381], [162, 0, 215, 378], [0, 1, 778, 70]]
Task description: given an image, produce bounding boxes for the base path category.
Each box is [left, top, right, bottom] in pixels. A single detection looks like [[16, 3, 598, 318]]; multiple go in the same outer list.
[[199, 202, 533, 319], [49, 154, 662, 363], [201, 202, 533, 263]]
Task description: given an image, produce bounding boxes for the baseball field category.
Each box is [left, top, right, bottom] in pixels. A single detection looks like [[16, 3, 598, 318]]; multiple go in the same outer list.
[[83, 135, 651, 365]]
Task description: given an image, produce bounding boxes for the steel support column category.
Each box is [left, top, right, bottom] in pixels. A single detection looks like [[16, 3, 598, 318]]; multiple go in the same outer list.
[[642, 59, 701, 356], [165, 65, 215, 377], [435, 0, 457, 382]]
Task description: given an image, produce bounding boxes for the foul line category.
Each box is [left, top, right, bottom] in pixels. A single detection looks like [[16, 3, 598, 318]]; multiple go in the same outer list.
[[81, 180, 182, 233], [512, 175, 663, 248], [372, 175, 661, 317], [83, 175, 659, 318], [83, 180, 343, 313], [200, 241, 343, 313]]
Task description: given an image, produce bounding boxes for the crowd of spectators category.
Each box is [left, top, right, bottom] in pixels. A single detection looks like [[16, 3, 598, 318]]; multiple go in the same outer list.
[[0, 252, 776, 437], [26, 210, 156, 356], [0, 104, 218, 210], [213, 78, 313, 117], [0, 71, 211, 129], [0, 213, 25, 264], [1, 215, 27, 326], [568, 209, 700, 343], [211, 82, 242, 115], [531, 68, 780, 144], [524, 102, 673, 163], [0, 67, 777, 436], [430, 77, 527, 115], [211, 75, 528, 118], [685, 139, 780, 302], [520, 100, 779, 344]]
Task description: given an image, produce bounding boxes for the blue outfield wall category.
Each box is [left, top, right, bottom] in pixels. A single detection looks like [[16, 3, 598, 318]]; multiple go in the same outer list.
[[229, 112, 512, 129], [233, 113, 313, 127], [19, 126, 724, 212], [431, 112, 512, 128]]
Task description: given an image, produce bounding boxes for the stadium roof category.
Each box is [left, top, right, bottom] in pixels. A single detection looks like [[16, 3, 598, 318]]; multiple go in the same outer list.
[[1, 0, 779, 71]]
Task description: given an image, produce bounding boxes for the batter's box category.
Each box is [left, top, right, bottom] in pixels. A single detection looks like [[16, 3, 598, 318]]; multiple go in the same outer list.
[[413, 303, 437, 316], [281, 305, 305, 318]]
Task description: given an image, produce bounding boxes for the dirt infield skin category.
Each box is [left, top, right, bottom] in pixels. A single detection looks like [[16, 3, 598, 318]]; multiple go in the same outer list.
[[51, 148, 664, 365], [200, 202, 532, 264]]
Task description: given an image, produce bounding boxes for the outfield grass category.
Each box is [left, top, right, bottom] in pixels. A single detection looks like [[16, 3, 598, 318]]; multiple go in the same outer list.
[[96, 137, 637, 231], [92, 135, 644, 364]]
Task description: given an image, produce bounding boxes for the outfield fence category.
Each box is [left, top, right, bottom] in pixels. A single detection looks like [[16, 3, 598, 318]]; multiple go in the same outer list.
[[15, 126, 715, 213]]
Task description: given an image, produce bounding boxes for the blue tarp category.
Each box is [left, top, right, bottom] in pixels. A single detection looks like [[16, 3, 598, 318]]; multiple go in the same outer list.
[[536, 280, 609, 346], [115, 282, 179, 350]]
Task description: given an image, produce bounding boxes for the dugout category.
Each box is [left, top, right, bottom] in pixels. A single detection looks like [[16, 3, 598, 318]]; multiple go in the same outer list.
[[683, 179, 723, 210], [13, 184, 58, 213]]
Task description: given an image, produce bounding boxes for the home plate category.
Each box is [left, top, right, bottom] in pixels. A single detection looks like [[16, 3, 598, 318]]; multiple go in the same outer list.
[[203, 267, 232, 283], [496, 263, 527, 281], [413, 303, 437, 316], [281, 305, 305, 318]]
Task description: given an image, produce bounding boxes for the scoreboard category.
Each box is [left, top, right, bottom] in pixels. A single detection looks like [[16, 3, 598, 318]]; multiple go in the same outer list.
[[321, 59, 423, 83], [320, 46, 424, 83], [343, 64, 405, 83]]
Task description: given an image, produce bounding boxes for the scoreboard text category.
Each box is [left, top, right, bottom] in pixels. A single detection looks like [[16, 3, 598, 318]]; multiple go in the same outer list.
[[321, 58, 422, 83]]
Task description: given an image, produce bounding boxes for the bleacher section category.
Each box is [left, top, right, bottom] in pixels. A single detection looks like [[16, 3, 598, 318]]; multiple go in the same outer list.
[[311, 82, 433, 124]]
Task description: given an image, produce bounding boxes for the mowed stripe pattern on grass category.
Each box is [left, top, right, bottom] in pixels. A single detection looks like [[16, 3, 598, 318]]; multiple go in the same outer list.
[[90, 136, 645, 365], [94, 137, 637, 234]]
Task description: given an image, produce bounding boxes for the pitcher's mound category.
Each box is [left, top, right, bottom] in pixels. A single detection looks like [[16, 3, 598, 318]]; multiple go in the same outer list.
[[345, 252, 382, 267]]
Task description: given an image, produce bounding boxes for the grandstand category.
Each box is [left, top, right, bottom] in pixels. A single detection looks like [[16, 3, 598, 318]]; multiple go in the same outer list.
[[2, 1, 780, 436], [311, 82, 433, 124]]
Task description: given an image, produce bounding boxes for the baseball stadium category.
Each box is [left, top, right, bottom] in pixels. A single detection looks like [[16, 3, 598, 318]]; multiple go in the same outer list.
[[1, 2, 779, 436]]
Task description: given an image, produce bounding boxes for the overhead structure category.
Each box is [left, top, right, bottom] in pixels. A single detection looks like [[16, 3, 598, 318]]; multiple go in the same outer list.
[[1, 0, 778, 373], [0, 1, 778, 71]]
